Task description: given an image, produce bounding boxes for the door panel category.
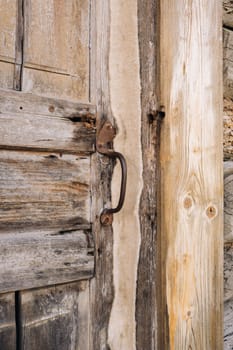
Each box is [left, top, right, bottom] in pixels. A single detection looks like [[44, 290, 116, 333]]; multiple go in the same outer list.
[[0, 0, 113, 348], [19, 282, 90, 350], [23, 0, 90, 101], [0, 293, 16, 350]]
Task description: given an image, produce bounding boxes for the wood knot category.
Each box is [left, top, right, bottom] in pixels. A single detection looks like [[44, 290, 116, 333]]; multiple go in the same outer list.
[[183, 196, 193, 209], [48, 105, 55, 113], [206, 206, 217, 219]]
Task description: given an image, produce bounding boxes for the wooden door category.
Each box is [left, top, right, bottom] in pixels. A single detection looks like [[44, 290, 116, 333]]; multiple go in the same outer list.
[[0, 1, 113, 349]]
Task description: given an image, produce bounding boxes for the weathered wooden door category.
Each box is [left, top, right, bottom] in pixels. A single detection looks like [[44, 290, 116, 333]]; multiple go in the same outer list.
[[0, 1, 113, 349]]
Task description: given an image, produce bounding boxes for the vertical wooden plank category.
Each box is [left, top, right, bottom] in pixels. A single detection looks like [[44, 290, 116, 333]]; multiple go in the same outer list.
[[160, 1, 223, 349], [19, 282, 90, 350], [136, 0, 160, 349], [89, 0, 114, 349], [0, 293, 16, 350]]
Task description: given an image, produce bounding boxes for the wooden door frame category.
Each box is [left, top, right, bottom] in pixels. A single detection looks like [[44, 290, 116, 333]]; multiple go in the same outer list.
[[159, 1, 223, 349]]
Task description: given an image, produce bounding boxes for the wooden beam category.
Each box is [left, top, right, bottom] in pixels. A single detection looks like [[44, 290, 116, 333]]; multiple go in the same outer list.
[[136, 0, 160, 348], [160, 1, 223, 349]]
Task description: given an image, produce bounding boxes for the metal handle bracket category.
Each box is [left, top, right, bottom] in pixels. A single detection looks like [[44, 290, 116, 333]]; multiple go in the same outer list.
[[97, 121, 127, 225]]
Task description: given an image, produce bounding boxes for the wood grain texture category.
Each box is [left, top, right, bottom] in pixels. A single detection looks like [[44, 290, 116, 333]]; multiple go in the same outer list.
[[0, 62, 15, 89], [0, 229, 94, 292], [160, 1, 223, 349], [0, 0, 17, 63], [0, 151, 91, 230], [19, 282, 90, 350], [136, 0, 160, 349], [89, 1, 114, 348], [0, 293, 16, 350], [23, 0, 90, 101], [0, 89, 96, 153]]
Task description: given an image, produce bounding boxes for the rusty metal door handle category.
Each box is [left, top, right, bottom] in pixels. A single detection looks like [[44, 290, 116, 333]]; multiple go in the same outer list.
[[97, 121, 127, 225]]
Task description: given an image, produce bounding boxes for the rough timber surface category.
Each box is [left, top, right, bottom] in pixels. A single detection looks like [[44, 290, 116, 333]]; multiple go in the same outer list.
[[224, 244, 233, 349], [0, 151, 91, 230], [18, 282, 91, 350], [224, 162, 233, 242], [0, 293, 16, 350], [136, 0, 160, 349], [0, 229, 94, 293], [0, 89, 96, 153]]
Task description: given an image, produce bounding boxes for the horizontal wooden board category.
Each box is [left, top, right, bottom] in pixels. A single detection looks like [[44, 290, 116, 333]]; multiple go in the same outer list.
[[0, 230, 94, 292], [0, 89, 96, 153], [19, 282, 90, 350], [0, 293, 16, 350], [0, 151, 91, 230]]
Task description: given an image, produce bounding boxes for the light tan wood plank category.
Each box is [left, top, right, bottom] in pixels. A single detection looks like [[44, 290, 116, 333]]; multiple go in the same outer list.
[[0, 151, 91, 230], [19, 282, 90, 349], [0, 293, 16, 350], [0, 62, 14, 89], [0, 0, 17, 62], [23, 0, 90, 101], [0, 230, 94, 292], [0, 89, 96, 153], [160, 1, 223, 349]]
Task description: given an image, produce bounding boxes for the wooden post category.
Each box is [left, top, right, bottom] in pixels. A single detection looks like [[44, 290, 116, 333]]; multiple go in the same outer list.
[[160, 1, 223, 349]]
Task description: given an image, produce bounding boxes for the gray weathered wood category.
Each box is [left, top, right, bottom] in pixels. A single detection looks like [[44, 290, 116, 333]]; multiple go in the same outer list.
[[224, 298, 233, 350], [224, 244, 233, 302], [0, 229, 94, 292], [136, 0, 160, 349], [0, 151, 91, 230], [224, 244, 233, 349], [224, 28, 233, 99], [19, 282, 90, 350], [89, 1, 114, 349], [0, 89, 96, 153], [0, 293, 16, 350], [224, 162, 233, 242]]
